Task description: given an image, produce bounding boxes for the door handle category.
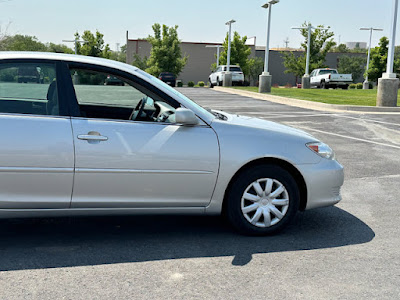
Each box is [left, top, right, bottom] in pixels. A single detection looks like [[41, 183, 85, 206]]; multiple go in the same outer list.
[[78, 131, 108, 142]]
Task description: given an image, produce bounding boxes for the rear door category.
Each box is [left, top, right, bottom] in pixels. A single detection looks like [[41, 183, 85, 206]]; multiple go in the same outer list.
[[0, 60, 74, 209]]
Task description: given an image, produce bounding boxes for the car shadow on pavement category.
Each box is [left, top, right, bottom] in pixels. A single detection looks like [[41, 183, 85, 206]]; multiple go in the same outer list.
[[0, 206, 374, 271]]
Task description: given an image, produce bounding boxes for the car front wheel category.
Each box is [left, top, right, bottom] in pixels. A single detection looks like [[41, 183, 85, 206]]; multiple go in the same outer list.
[[225, 164, 300, 235]]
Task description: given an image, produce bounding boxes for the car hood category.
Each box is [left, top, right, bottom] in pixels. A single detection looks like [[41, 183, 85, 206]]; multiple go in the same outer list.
[[212, 111, 316, 140]]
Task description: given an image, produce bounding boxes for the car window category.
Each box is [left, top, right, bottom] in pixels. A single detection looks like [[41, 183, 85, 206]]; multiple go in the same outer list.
[[0, 62, 59, 116], [229, 67, 242, 72], [70, 68, 179, 123], [319, 70, 337, 75], [136, 69, 215, 120]]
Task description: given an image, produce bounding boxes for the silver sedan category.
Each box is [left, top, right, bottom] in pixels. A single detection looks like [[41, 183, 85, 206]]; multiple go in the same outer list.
[[0, 52, 344, 235]]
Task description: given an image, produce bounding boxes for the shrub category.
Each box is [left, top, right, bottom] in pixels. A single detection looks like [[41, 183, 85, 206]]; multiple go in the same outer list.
[[349, 83, 357, 89], [177, 81, 183, 87], [272, 83, 279, 88], [284, 83, 293, 88], [356, 83, 363, 89], [197, 81, 205, 87], [187, 81, 195, 87]]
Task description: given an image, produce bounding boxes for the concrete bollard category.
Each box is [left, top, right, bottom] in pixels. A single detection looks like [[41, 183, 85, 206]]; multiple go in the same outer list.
[[302, 75, 311, 89], [377, 77, 399, 107], [259, 73, 272, 93], [223, 72, 232, 87]]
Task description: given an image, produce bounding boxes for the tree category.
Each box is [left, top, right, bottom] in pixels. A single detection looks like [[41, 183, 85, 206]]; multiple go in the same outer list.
[[331, 43, 350, 53], [145, 23, 187, 76], [366, 37, 388, 83], [365, 37, 400, 82], [337, 55, 366, 81], [213, 31, 252, 75], [283, 22, 336, 78], [75, 30, 111, 58], [0, 34, 47, 51], [131, 53, 148, 70], [109, 44, 127, 62], [47, 42, 74, 54], [247, 57, 264, 85]]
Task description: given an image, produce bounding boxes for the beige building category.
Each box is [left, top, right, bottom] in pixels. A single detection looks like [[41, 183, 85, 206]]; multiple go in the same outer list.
[[126, 32, 256, 84], [126, 32, 366, 86]]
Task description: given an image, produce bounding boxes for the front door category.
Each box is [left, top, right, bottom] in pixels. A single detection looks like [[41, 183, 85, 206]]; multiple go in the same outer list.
[[67, 66, 219, 208]]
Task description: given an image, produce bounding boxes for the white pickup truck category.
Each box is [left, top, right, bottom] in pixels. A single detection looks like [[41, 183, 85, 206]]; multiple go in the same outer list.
[[310, 68, 352, 89]]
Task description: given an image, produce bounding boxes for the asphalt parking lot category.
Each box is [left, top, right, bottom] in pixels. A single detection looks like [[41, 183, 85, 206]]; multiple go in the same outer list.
[[1, 88, 399, 299]]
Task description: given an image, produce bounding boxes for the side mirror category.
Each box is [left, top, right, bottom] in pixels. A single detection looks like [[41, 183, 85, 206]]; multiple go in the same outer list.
[[175, 108, 198, 125]]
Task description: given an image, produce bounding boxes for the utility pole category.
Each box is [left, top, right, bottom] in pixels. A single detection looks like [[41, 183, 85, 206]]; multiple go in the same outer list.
[[283, 37, 289, 48]]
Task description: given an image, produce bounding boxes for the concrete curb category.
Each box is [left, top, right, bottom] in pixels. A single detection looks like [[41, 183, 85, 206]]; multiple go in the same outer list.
[[213, 87, 400, 114]]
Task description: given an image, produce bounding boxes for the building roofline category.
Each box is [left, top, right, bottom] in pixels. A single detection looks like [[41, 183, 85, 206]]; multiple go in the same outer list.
[[127, 39, 225, 46]]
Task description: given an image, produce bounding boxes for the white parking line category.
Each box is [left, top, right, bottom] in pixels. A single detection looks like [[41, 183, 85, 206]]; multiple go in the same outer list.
[[259, 114, 331, 119], [352, 174, 400, 180], [332, 114, 400, 127], [295, 127, 400, 150]]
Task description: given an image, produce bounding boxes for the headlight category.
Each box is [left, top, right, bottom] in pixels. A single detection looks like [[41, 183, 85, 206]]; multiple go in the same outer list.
[[306, 142, 335, 159]]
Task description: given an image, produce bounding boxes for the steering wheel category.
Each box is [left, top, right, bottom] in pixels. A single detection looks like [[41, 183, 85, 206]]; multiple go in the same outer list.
[[130, 97, 147, 121]]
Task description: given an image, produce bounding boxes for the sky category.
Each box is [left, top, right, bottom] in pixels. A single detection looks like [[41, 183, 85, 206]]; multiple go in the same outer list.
[[0, 0, 398, 51]]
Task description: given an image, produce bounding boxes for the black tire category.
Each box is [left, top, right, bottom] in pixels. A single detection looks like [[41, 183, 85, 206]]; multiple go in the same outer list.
[[209, 78, 214, 88], [217, 77, 222, 86], [321, 81, 328, 89], [225, 164, 300, 236]]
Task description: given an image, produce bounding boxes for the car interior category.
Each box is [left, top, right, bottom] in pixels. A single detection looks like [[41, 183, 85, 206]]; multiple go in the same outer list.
[[71, 69, 178, 123], [0, 64, 58, 116]]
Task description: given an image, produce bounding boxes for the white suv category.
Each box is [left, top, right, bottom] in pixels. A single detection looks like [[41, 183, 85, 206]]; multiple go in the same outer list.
[[209, 65, 244, 87]]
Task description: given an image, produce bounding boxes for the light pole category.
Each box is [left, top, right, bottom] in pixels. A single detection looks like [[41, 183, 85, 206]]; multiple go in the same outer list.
[[292, 24, 327, 89], [360, 27, 383, 89], [205, 45, 223, 68], [223, 19, 236, 87], [62, 38, 85, 55], [259, 0, 279, 93], [377, 0, 399, 107]]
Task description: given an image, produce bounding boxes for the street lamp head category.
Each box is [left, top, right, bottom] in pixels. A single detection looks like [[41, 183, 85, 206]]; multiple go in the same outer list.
[[360, 27, 383, 31], [262, 0, 279, 8], [225, 19, 236, 25]]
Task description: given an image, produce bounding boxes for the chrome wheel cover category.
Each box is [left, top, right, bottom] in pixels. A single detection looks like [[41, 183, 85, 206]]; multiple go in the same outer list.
[[241, 178, 289, 228]]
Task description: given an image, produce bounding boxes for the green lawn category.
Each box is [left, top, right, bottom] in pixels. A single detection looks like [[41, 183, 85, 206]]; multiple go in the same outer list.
[[231, 87, 400, 106]]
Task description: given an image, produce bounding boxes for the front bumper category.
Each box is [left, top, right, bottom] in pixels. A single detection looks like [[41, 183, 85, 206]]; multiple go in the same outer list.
[[297, 159, 344, 210]]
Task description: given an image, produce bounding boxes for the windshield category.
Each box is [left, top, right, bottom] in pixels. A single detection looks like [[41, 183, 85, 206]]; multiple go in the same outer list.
[[136, 69, 215, 120]]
